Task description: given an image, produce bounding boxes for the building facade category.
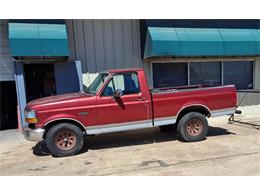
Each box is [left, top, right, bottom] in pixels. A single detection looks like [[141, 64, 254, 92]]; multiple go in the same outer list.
[[0, 19, 260, 130]]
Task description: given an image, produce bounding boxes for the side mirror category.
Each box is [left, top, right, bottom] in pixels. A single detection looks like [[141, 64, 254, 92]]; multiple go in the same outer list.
[[113, 89, 123, 98]]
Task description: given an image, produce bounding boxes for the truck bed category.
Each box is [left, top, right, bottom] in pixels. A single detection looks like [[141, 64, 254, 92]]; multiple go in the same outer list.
[[150, 85, 237, 126]]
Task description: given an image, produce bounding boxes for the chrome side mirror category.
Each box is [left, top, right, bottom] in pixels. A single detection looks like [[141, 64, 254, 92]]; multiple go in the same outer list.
[[113, 89, 123, 98]]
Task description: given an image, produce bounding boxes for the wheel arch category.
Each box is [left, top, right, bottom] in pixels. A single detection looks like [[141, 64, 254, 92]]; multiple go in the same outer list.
[[43, 118, 86, 139], [176, 104, 211, 123]]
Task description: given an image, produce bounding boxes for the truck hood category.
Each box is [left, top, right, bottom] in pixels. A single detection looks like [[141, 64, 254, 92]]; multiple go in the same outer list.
[[27, 92, 93, 107]]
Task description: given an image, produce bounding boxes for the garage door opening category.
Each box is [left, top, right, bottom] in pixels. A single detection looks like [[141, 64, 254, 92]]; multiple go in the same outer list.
[[0, 81, 18, 130], [24, 63, 56, 103]]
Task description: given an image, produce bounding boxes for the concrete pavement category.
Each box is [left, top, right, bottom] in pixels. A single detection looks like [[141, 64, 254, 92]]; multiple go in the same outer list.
[[0, 115, 259, 175]]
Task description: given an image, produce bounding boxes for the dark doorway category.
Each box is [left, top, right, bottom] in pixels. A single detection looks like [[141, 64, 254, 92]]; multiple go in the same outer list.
[[0, 81, 18, 130], [24, 63, 56, 102]]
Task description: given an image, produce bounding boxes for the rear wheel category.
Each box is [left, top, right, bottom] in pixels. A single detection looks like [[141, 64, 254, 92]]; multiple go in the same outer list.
[[46, 123, 84, 157], [177, 112, 208, 142]]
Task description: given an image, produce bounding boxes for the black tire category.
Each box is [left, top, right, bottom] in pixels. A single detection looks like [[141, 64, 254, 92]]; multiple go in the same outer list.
[[177, 112, 208, 142], [46, 123, 84, 157]]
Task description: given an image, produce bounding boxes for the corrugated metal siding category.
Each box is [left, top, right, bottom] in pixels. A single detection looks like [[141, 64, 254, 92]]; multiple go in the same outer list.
[[66, 19, 143, 74], [0, 20, 14, 81]]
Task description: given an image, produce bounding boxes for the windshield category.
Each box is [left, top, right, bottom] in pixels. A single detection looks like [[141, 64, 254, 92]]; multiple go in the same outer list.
[[85, 73, 109, 94]]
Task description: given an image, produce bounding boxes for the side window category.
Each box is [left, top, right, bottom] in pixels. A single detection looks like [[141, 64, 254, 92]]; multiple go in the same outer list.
[[123, 73, 140, 95], [102, 72, 140, 96]]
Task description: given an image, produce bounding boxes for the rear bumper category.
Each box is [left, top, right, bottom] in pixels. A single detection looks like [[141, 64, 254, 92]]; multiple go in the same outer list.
[[23, 127, 44, 142]]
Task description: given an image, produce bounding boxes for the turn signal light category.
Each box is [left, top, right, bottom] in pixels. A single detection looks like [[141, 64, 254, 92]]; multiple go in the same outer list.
[[24, 110, 38, 124], [26, 118, 38, 123]]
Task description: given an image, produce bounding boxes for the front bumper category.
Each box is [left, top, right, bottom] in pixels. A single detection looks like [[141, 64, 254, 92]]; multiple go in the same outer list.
[[23, 127, 45, 142]]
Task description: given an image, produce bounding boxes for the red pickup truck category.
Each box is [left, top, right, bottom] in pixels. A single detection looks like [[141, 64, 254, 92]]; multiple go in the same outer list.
[[23, 68, 237, 156]]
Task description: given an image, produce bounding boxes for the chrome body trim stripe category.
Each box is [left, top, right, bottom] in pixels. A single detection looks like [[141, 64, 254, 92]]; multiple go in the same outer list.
[[86, 120, 153, 135], [153, 116, 177, 126], [211, 107, 236, 117], [86, 116, 177, 135]]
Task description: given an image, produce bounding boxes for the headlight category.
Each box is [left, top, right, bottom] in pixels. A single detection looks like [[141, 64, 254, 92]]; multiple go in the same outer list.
[[25, 110, 38, 123]]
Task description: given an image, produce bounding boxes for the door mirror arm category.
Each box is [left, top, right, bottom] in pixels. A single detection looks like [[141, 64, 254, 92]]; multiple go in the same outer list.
[[113, 89, 123, 98]]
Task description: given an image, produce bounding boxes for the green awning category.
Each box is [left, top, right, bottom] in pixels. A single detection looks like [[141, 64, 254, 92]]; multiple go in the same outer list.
[[8, 23, 69, 57], [144, 27, 260, 58]]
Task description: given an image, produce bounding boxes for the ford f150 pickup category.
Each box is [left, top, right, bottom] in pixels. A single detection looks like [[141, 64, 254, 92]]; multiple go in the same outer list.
[[23, 68, 237, 156]]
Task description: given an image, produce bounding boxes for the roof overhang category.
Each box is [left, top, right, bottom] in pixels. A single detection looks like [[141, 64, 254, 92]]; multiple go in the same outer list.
[[144, 27, 260, 59], [8, 22, 70, 60]]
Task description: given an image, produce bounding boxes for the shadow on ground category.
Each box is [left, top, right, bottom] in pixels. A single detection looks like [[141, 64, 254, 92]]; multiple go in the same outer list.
[[32, 141, 51, 156], [32, 126, 233, 157], [229, 120, 260, 130]]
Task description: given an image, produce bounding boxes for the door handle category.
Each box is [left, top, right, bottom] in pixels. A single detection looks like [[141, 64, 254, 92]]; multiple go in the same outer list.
[[135, 97, 146, 101]]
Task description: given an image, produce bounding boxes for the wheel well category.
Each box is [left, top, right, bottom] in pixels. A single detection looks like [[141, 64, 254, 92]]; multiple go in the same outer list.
[[43, 119, 86, 139], [176, 105, 211, 123]]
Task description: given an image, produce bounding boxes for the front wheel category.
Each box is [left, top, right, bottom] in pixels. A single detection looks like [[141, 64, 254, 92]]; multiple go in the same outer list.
[[46, 123, 84, 157], [177, 112, 208, 142]]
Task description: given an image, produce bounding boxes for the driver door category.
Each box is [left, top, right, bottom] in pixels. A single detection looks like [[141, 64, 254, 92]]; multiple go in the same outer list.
[[95, 72, 151, 131]]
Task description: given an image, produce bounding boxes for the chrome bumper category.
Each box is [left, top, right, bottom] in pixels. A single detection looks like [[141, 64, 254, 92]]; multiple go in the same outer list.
[[23, 127, 45, 142]]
